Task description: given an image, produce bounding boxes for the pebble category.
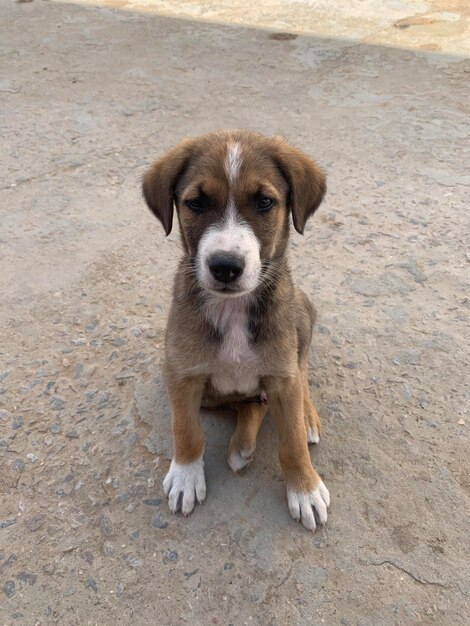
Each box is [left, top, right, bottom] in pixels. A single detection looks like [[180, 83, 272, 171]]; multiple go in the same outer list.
[[26, 514, 45, 532], [26, 453, 38, 463], [123, 554, 143, 568], [224, 562, 235, 571], [152, 514, 168, 529], [50, 423, 61, 434], [117, 493, 130, 503], [3, 580, 15, 598], [103, 541, 115, 556], [50, 396, 65, 411], [112, 420, 128, 436], [116, 582, 124, 597], [85, 319, 99, 332], [131, 327, 142, 337], [72, 338, 86, 346], [0, 519, 16, 529], [74, 363, 84, 379], [112, 337, 127, 347], [393, 350, 421, 366], [162, 550, 178, 564], [84, 576, 97, 593], [61, 347, 74, 354], [0, 370, 10, 382], [11, 415, 24, 430], [66, 430, 79, 439], [16, 572, 37, 585], [100, 515, 113, 537], [143, 498, 162, 507], [12, 459, 25, 472], [129, 530, 140, 540]]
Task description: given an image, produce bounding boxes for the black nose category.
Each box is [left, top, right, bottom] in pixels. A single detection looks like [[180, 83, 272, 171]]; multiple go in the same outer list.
[[208, 253, 245, 284]]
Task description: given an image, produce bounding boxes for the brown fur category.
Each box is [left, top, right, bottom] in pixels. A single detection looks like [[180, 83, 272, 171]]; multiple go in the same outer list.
[[143, 130, 328, 524]]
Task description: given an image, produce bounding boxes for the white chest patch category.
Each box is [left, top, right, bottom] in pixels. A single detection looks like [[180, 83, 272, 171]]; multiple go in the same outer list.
[[203, 295, 260, 396]]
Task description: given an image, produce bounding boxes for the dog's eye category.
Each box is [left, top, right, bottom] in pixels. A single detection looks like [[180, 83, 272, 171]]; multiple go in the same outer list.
[[185, 198, 205, 213], [256, 196, 274, 213]]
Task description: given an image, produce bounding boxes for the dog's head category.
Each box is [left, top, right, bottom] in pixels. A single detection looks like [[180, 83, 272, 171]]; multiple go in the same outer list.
[[143, 130, 326, 297]]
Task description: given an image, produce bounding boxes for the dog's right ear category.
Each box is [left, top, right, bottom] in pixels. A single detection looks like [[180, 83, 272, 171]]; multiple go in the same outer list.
[[142, 139, 194, 236]]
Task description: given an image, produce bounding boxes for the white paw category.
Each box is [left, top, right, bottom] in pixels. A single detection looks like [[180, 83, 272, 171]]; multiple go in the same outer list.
[[163, 456, 206, 515], [307, 425, 320, 445], [287, 480, 330, 531], [228, 445, 255, 472]]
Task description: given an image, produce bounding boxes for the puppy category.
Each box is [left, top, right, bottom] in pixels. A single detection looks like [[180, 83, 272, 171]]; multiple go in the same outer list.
[[142, 130, 329, 531]]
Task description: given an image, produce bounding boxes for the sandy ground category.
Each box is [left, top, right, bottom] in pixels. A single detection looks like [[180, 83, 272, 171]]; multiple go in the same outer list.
[[1, 1, 469, 624]]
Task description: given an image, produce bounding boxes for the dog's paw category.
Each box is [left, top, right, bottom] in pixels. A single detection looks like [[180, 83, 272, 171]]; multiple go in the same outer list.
[[307, 425, 320, 445], [163, 457, 206, 515], [228, 445, 255, 472], [287, 480, 330, 531]]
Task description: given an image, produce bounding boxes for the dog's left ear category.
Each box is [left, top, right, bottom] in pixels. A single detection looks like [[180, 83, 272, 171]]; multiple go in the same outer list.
[[142, 139, 194, 236], [270, 137, 327, 234]]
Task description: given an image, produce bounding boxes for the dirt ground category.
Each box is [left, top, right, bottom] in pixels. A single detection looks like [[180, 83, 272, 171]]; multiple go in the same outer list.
[[1, 1, 469, 624]]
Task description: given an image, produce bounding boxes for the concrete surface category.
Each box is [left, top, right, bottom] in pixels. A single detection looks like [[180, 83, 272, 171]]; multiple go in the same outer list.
[[1, 0, 469, 624]]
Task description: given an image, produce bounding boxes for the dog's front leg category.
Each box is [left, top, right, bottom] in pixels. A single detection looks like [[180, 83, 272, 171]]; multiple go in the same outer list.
[[267, 371, 330, 531], [163, 373, 206, 515]]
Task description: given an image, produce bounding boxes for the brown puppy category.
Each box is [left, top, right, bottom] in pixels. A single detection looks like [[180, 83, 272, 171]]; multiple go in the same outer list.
[[142, 130, 329, 531]]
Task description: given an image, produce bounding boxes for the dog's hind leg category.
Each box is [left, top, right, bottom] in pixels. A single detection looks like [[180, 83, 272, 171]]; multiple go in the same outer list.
[[228, 402, 268, 472], [301, 366, 321, 444]]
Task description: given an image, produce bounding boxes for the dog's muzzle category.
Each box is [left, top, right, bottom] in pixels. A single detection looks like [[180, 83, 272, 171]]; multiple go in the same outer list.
[[208, 252, 245, 285]]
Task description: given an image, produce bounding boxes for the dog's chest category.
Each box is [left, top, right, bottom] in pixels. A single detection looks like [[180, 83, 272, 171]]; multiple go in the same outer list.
[[203, 296, 260, 396]]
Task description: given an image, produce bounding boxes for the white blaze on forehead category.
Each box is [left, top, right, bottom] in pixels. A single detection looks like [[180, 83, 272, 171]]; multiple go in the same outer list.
[[225, 142, 242, 185]]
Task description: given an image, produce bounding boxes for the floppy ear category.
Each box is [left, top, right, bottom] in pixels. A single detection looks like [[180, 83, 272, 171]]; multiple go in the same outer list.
[[142, 139, 194, 236], [270, 137, 326, 234]]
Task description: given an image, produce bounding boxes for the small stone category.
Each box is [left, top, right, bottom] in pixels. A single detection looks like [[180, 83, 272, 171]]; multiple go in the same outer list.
[[43, 436, 53, 447], [84, 576, 97, 593], [50, 423, 61, 434], [3, 580, 15, 598], [393, 350, 420, 366], [85, 390, 97, 401], [63, 587, 75, 597], [112, 420, 128, 436], [36, 368, 48, 378], [50, 396, 65, 411], [61, 347, 74, 354], [458, 418, 465, 425], [112, 337, 127, 347], [146, 329, 156, 338], [152, 514, 168, 529], [143, 498, 162, 507], [0, 519, 16, 529], [123, 554, 143, 568], [100, 515, 113, 537], [125, 503, 136, 513], [26, 514, 45, 532], [343, 361, 357, 369], [318, 325, 331, 335], [12, 416, 24, 430], [162, 550, 178, 564], [12, 459, 25, 471], [116, 582, 124, 597], [131, 327, 142, 337], [72, 338, 86, 346], [348, 279, 381, 297], [103, 541, 115, 556], [59, 535, 86, 552], [0, 370, 10, 382], [224, 562, 235, 571], [85, 319, 99, 332], [117, 493, 130, 503], [16, 572, 36, 585], [66, 430, 79, 439], [74, 363, 84, 379], [129, 530, 140, 540], [26, 453, 38, 463]]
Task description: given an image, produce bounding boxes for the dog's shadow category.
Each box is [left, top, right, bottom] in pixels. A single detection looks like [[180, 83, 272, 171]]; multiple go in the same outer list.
[[134, 368, 288, 527]]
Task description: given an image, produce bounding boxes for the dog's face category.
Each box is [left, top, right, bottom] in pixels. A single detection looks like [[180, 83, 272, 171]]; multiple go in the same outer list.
[[143, 131, 326, 297]]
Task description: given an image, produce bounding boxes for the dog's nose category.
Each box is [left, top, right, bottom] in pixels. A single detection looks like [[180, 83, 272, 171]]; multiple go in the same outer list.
[[208, 253, 245, 284]]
